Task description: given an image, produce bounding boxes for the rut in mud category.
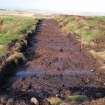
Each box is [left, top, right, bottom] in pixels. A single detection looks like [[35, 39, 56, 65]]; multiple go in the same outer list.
[[1, 19, 105, 105]]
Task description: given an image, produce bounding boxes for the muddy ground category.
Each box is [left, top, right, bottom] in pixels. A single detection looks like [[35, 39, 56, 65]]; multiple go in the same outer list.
[[0, 19, 105, 105]]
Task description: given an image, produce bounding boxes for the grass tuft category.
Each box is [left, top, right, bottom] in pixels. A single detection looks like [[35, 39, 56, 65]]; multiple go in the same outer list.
[[0, 16, 37, 45], [66, 95, 88, 103], [55, 15, 105, 43], [47, 97, 62, 105]]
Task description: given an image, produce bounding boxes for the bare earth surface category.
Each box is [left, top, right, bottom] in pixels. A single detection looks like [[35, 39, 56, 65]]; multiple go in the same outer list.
[[1, 19, 105, 105]]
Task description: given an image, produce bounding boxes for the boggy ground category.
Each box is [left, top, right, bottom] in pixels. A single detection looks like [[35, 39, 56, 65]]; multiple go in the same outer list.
[[0, 19, 105, 105]]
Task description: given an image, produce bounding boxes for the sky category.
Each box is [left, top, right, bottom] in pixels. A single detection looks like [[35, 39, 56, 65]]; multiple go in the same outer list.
[[0, 0, 105, 13]]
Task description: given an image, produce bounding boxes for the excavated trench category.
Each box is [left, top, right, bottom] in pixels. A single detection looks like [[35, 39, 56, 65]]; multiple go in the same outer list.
[[0, 19, 105, 105]]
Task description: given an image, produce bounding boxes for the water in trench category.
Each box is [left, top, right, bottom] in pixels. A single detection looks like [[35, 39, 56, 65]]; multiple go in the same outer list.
[[14, 70, 105, 100]]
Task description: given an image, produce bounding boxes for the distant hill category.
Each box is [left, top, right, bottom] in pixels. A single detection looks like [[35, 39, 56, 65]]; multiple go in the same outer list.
[[0, 9, 105, 16]]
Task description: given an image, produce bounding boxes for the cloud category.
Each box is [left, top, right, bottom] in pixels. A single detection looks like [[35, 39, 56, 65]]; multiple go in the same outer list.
[[0, 0, 105, 12]]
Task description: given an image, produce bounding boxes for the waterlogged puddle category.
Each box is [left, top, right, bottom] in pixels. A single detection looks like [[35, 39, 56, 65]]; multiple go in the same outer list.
[[16, 69, 94, 78], [15, 69, 95, 87], [16, 70, 44, 78], [16, 71, 36, 78]]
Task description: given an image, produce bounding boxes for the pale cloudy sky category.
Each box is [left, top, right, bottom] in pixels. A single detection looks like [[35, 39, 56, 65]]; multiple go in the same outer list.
[[0, 0, 105, 12]]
